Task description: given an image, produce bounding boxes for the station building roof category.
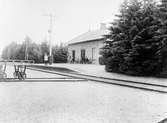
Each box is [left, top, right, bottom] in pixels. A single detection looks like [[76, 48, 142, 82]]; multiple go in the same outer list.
[[68, 23, 109, 45]]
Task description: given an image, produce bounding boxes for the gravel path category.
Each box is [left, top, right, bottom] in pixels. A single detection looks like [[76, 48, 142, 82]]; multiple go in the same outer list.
[[0, 66, 166, 123]]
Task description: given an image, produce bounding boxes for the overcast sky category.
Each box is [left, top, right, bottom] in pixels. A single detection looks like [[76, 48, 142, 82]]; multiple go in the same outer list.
[[0, 0, 124, 52]]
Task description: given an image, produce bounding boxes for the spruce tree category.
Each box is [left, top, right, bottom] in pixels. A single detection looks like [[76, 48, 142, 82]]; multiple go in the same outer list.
[[156, 2, 167, 73], [102, 0, 165, 76]]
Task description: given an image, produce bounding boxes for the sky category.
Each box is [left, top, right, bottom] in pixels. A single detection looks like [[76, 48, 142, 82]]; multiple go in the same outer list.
[[0, 0, 124, 53]]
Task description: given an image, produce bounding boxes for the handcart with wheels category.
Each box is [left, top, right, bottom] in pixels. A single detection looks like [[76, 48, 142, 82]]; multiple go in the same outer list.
[[13, 65, 27, 80], [0, 60, 34, 80]]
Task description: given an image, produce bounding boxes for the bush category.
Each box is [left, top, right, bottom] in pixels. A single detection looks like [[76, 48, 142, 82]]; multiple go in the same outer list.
[[101, 0, 167, 76], [99, 56, 106, 65]]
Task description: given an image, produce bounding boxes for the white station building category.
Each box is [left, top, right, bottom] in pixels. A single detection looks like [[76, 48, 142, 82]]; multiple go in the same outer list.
[[67, 23, 109, 64]]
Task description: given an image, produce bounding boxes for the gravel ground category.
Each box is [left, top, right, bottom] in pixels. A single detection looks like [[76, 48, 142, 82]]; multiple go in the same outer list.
[[0, 66, 166, 123]]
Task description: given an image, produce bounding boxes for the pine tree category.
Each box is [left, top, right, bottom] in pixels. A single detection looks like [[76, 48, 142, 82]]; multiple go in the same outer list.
[[156, 2, 167, 73], [102, 0, 164, 76]]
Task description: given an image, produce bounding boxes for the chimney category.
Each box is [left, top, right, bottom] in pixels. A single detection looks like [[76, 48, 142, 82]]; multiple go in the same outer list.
[[100, 23, 106, 30]]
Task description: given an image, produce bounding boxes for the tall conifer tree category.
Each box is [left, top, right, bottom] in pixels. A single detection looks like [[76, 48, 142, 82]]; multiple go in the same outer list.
[[102, 0, 166, 76]]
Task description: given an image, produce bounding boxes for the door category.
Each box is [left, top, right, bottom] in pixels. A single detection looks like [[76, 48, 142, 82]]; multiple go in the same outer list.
[[72, 50, 75, 62], [81, 49, 86, 62]]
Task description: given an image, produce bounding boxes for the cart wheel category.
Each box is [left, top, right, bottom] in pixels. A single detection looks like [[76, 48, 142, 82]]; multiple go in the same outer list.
[[0, 74, 3, 79], [23, 73, 27, 79], [3, 73, 7, 78], [13, 72, 17, 78], [21, 74, 25, 80], [17, 72, 22, 80], [0, 73, 7, 79]]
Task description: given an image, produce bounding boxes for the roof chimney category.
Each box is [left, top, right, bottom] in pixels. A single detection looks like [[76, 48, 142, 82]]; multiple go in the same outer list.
[[100, 23, 106, 30]]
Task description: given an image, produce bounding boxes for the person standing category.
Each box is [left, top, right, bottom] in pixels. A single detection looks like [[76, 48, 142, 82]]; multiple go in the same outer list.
[[44, 53, 48, 65]]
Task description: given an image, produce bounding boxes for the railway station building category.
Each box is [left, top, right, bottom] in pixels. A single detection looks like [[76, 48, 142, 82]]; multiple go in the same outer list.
[[67, 23, 108, 64]]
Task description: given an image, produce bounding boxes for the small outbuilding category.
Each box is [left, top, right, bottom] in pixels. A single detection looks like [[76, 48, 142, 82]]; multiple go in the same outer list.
[[67, 23, 108, 64]]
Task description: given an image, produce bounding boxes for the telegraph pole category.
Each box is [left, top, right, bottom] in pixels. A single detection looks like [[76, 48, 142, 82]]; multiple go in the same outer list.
[[48, 14, 52, 58], [25, 36, 30, 60], [44, 14, 53, 64], [25, 42, 27, 60]]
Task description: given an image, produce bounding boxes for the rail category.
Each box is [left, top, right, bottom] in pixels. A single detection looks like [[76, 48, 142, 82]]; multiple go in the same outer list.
[[0, 60, 34, 65], [28, 67, 167, 94]]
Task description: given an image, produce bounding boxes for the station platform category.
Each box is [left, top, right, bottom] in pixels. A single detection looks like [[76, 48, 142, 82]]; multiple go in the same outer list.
[[34, 63, 167, 87]]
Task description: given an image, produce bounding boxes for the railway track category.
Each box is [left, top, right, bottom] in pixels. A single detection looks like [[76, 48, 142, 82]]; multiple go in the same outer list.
[[0, 77, 86, 82], [26, 67, 167, 94]]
